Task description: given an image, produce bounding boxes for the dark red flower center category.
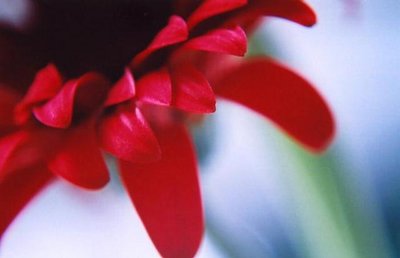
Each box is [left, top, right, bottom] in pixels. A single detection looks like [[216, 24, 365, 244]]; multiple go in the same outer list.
[[30, 1, 174, 80]]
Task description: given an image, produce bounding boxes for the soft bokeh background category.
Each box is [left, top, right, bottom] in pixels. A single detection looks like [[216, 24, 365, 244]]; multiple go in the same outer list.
[[1, 0, 399, 257]]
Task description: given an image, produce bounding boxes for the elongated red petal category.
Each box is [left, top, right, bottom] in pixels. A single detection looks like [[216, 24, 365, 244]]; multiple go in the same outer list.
[[119, 124, 204, 258], [187, 0, 247, 29], [0, 129, 63, 177], [0, 132, 28, 177], [15, 64, 63, 124], [32, 81, 77, 128], [183, 26, 247, 56], [136, 68, 172, 106], [0, 165, 53, 240], [132, 16, 188, 66], [171, 65, 216, 113], [230, 0, 317, 27], [105, 68, 135, 106], [259, 0, 317, 27], [214, 58, 334, 152], [100, 105, 161, 163], [48, 121, 109, 190], [33, 73, 108, 128]]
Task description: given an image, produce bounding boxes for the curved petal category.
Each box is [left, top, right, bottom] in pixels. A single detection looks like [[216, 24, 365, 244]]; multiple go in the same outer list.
[[48, 121, 109, 190], [100, 105, 161, 163], [214, 58, 335, 152], [33, 73, 108, 128], [136, 68, 172, 106], [171, 64, 216, 114], [259, 0, 317, 27], [0, 165, 53, 240], [228, 0, 317, 28], [0, 129, 63, 178], [183, 26, 247, 56], [105, 68, 136, 106], [0, 132, 29, 177], [132, 15, 188, 67], [187, 0, 247, 29], [15, 64, 63, 124], [119, 124, 204, 258]]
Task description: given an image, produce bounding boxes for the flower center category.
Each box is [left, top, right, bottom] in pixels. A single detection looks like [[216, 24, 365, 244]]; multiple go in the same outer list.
[[32, 1, 174, 80]]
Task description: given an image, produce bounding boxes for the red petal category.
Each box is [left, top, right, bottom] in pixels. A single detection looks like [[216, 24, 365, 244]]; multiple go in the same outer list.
[[187, 0, 247, 29], [214, 58, 334, 152], [171, 65, 216, 113], [100, 105, 161, 163], [230, 0, 317, 27], [0, 165, 53, 240], [48, 121, 109, 190], [105, 68, 135, 106], [183, 26, 247, 56], [0, 132, 28, 177], [132, 16, 188, 66], [260, 0, 317, 27], [33, 73, 108, 128], [32, 81, 76, 128], [119, 124, 204, 258], [15, 64, 63, 124], [0, 129, 63, 177], [136, 68, 172, 106]]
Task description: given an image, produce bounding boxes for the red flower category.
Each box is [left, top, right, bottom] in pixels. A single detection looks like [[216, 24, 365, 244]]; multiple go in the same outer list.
[[0, 1, 334, 257]]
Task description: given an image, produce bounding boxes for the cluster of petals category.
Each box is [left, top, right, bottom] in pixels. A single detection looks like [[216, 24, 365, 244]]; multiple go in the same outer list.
[[0, 0, 335, 257]]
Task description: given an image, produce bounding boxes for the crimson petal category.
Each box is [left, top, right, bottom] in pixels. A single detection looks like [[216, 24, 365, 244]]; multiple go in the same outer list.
[[229, 0, 317, 27], [260, 0, 317, 27], [171, 65, 216, 113], [33, 73, 108, 128], [105, 68, 136, 106], [187, 0, 247, 29], [48, 121, 109, 190], [119, 124, 204, 258], [214, 58, 334, 152], [183, 26, 247, 56], [0, 165, 53, 240], [100, 105, 161, 163], [132, 15, 188, 66], [15, 64, 63, 124], [258, 0, 317, 27], [0, 129, 63, 177], [0, 132, 28, 177], [136, 68, 172, 106]]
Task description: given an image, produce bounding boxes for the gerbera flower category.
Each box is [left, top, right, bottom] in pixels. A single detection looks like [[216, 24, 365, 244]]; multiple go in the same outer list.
[[0, 1, 335, 257]]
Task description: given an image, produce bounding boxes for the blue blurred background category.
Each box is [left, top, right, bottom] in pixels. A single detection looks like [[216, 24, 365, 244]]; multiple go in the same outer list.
[[1, 0, 400, 257]]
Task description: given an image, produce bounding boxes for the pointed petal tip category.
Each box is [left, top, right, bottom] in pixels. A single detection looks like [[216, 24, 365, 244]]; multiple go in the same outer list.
[[132, 15, 188, 66], [305, 117, 336, 153], [100, 106, 162, 163], [105, 68, 136, 106], [285, 0, 318, 27], [300, 3, 318, 27], [171, 65, 216, 114]]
